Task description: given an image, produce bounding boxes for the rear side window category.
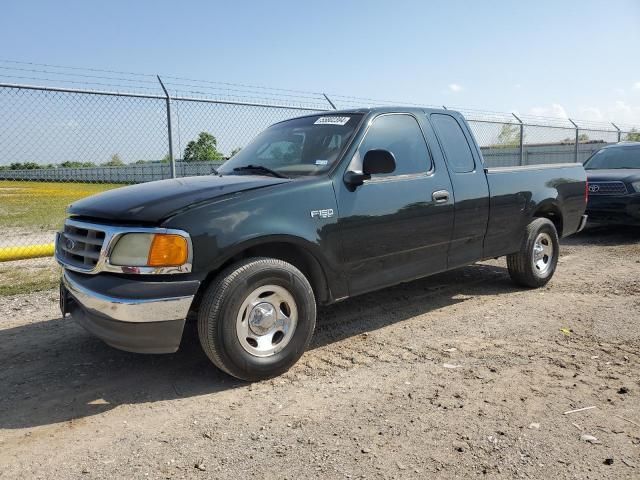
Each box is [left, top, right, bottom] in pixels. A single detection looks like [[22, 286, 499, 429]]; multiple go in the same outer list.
[[354, 114, 431, 177], [431, 114, 475, 173]]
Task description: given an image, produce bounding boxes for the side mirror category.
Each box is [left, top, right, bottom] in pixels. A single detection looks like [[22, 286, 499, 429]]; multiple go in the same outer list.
[[344, 149, 396, 190], [363, 149, 396, 175]]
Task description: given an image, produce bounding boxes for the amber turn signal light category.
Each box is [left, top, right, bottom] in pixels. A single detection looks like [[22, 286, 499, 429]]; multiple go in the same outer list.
[[147, 234, 188, 267]]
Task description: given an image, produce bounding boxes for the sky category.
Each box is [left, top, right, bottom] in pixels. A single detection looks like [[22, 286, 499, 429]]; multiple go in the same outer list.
[[1, 0, 640, 127]]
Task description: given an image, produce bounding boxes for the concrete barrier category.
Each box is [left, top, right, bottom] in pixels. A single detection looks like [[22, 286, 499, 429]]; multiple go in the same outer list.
[[0, 161, 224, 184]]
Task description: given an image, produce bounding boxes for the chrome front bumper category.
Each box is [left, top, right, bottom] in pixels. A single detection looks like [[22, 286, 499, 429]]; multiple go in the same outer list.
[[62, 270, 194, 323], [61, 270, 199, 353]]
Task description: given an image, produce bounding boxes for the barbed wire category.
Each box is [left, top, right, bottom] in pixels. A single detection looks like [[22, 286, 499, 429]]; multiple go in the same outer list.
[[162, 81, 326, 101], [0, 59, 637, 131], [0, 74, 161, 92], [0, 65, 159, 85], [0, 58, 156, 77]]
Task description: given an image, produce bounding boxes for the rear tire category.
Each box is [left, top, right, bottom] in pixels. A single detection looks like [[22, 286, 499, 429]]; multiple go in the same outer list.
[[507, 218, 559, 288], [197, 257, 316, 381]]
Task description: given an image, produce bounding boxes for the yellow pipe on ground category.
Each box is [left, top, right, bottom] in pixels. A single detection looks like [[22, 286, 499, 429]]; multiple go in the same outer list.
[[0, 243, 55, 262]]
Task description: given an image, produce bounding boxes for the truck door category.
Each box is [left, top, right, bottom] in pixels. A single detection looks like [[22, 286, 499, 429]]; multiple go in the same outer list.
[[335, 113, 454, 296], [428, 113, 490, 268]]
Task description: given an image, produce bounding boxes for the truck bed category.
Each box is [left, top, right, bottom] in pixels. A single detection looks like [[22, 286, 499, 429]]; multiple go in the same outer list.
[[483, 162, 587, 259]]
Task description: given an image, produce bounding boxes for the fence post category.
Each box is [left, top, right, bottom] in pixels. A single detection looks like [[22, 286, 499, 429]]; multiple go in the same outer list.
[[611, 122, 621, 143], [568, 118, 579, 163], [157, 75, 176, 179], [512, 113, 524, 166]]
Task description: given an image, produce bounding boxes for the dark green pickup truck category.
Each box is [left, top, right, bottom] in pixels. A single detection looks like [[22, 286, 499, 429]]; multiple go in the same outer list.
[[57, 107, 588, 380]]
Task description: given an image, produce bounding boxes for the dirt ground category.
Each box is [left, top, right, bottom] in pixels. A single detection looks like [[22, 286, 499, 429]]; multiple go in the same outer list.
[[1, 226, 639, 479]]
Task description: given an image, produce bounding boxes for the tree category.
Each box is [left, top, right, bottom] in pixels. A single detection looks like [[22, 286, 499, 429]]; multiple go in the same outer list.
[[60, 161, 97, 168], [10, 162, 42, 170], [229, 147, 242, 158], [626, 128, 640, 142], [102, 153, 124, 167], [496, 124, 522, 147], [562, 133, 590, 143], [183, 132, 224, 162]]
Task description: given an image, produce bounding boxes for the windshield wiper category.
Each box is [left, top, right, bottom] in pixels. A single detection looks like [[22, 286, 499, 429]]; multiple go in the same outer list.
[[232, 164, 289, 179]]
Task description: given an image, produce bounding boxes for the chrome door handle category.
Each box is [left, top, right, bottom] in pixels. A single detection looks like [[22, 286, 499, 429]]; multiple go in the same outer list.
[[432, 190, 450, 204]]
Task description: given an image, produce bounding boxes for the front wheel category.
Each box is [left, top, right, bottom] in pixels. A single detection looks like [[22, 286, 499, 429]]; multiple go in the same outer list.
[[507, 217, 559, 288], [197, 258, 316, 381]]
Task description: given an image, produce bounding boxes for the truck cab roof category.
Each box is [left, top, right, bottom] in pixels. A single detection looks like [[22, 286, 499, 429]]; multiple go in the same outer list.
[[277, 106, 462, 124]]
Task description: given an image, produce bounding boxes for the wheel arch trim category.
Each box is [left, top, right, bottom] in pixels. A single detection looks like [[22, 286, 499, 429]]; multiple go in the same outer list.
[[531, 198, 564, 236], [203, 234, 337, 304]]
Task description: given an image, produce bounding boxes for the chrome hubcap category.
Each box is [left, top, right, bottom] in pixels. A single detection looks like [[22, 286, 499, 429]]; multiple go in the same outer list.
[[248, 302, 277, 335], [532, 232, 554, 275], [236, 285, 298, 357]]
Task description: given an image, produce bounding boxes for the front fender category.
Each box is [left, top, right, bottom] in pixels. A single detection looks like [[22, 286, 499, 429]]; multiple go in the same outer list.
[[162, 177, 346, 297], [205, 233, 330, 271]]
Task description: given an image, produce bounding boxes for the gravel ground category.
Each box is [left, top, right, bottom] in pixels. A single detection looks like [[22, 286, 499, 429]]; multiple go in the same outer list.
[[0, 226, 639, 479]]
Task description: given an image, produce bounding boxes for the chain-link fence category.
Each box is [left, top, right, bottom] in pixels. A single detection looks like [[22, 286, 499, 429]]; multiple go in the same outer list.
[[0, 82, 324, 262], [463, 111, 632, 168], [0, 79, 638, 264]]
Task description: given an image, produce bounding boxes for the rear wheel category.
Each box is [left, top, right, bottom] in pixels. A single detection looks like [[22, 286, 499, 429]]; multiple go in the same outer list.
[[507, 218, 559, 288], [197, 258, 316, 381]]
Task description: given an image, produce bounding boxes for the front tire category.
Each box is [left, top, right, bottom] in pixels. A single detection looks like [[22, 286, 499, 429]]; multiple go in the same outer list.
[[507, 218, 559, 288], [197, 258, 316, 381]]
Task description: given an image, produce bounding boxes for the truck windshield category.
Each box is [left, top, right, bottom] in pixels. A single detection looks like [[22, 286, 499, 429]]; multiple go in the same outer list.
[[584, 146, 640, 170], [218, 114, 363, 177]]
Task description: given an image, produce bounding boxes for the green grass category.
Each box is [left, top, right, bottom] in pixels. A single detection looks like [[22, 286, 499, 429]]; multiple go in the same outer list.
[[0, 180, 121, 230], [0, 262, 59, 296], [0, 181, 122, 295]]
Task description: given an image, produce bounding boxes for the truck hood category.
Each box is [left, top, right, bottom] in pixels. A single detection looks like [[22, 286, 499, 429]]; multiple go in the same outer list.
[[586, 169, 640, 183], [67, 175, 290, 223]]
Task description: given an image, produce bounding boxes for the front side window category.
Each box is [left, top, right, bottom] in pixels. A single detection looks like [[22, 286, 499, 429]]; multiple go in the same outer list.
[[351, 114, 431, 177], [218, 114, 363, 177], [431, 114, 476, 173]]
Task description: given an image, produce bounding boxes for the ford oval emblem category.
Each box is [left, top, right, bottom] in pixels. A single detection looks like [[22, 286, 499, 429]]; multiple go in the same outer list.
[[65, 237, 76, 251]]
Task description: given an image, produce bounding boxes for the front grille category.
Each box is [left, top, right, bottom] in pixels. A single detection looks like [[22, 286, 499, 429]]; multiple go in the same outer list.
[[56, 222, 106, 270], [588, 181, 628, 195]]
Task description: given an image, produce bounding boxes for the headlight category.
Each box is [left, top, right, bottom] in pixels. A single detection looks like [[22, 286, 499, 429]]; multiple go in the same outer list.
[[110, 233, 189, 267], [631, 181, 640, 193]]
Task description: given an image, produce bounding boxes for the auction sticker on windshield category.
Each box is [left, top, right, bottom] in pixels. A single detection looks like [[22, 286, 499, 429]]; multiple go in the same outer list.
[[314, 116, 350, 126]]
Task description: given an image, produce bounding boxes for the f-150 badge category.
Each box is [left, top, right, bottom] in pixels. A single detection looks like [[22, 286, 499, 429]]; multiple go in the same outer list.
[[310, 209, 334, 219]]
